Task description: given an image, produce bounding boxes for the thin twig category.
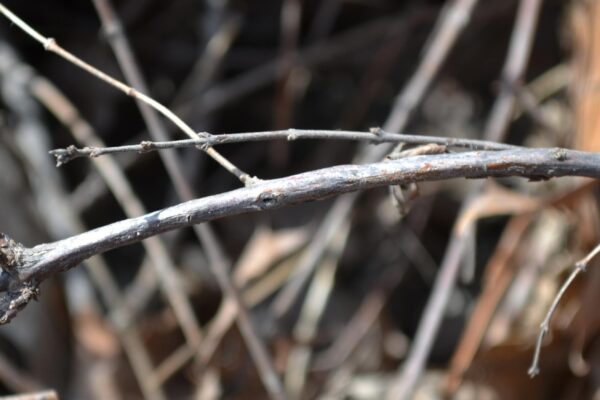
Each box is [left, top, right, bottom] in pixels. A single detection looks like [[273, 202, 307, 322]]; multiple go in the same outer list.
[[381, 0, 478, 135], [528, 242, 600, 377], [27, 80, 176, 400], [49, 128, 517, 165], [29, 75, 204, 350], [272, 0, 480, 322], [172, 12, 240, 105], [0, 2, 255, 185], [513, 83, 562, 136], [0, 390, 59, 400], [188, 13, 403, 120], [444, 214, 532, 394], [314, 226, 433, 372], [484, 0, 544, 142], [275, 0, 302, 128], [338, 7, 432, 129], [386, 0, 544, 397], [0, 352, 44, 393], [285, 222, 349, 397], [0, 44, 163, 400], [89, 1, 286, 398]]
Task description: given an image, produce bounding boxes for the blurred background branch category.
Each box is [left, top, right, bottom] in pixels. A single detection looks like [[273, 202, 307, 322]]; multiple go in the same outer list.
[[0, 0, 596, 399]]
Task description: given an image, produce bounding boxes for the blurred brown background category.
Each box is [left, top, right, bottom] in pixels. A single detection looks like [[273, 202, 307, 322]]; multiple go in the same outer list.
[[0, 0, 598, 399]]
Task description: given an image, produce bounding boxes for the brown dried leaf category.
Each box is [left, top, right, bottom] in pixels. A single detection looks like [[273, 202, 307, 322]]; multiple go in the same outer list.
[[234, 225, 309, 286], [74, 310, 119, 358], [570, 0, 600, 151], [456, 183, 542, 235]]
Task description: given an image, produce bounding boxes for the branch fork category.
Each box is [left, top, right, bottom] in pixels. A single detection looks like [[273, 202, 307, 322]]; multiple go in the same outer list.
[[0, 233, 41, 324]]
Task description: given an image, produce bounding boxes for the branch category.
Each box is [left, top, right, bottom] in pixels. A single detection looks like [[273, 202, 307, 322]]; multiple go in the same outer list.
[[528, 242, 600, 377], [0, 2, 255, 185], [389, 0, 545, 396], [89, 0, 286, 397], [271, 0, 480, 321], [48, 128, 517, 165], [1, 148, 598, 321]]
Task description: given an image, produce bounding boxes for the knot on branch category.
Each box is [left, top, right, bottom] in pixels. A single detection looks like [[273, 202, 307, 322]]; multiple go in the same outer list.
[[286, 128, 299, 141], [554, 148, 568, 161], [49, 145, 79, 166], [196, 132, 214, 151], [257, 190, 282, 209], [139, 140, 156, 153], [43, 37, 56, 51]]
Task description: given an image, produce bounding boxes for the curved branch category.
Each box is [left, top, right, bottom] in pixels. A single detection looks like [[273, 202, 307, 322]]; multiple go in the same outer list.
[[0, 148, 596, 296]]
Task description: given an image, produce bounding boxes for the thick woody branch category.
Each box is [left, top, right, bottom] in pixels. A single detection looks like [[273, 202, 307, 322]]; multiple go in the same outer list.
[[0, 148, 598, 321]]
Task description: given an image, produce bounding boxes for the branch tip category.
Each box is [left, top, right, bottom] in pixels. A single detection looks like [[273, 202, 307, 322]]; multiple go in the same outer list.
[[528, 366, 539, 378]]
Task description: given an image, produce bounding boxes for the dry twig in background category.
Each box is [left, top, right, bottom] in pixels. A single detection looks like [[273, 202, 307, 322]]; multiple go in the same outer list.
[[271, 0, 480, 321], [386, 0, 544, 397], [0, 0, 598, 398], [88, 0, 286, 397], [528, 242, 600, 377], [0, 2, 256, 186]]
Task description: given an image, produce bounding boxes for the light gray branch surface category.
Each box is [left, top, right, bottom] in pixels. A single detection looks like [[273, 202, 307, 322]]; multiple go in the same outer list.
[[49, 128, 517, 165], [0, 147, 598, 321]]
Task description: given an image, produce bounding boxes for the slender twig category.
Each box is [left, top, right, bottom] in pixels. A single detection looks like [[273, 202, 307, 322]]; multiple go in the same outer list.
[[528, 242, 600, 377], [444, 215, 532, 395], [189, 13, 402, 119], [28, 80, 181, 399], [0, 44, 163, 400], [57, 8, 439, 201], [274, 0, 302, 131], [172, 12, 240, 105], [314, 225, 434, 372], [513, 84, 561, 136], [338, 7, 431, 129], [29, 75, 204, 351], [272, 0, 480, 321], [49, 128, 517, 165], [387, 0, 544, 397], [89, 1, 286, 398], [285, 222, 349, 397], [484, 0, 544, 142], [382, 0, 478, 135], [1, 390, 59, 400], [0, 352, 44, 393], [0, 2, 256, 185]]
